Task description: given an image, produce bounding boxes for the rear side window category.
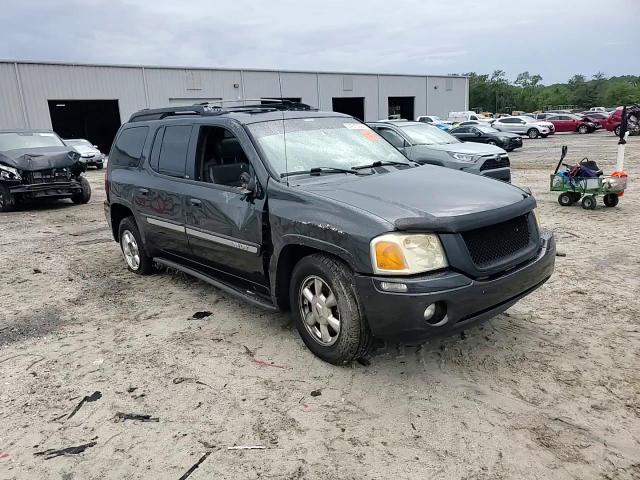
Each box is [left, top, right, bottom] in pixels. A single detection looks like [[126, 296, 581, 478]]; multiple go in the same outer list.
[[110, 127, 149, 167], [158, 125, 192, 177]]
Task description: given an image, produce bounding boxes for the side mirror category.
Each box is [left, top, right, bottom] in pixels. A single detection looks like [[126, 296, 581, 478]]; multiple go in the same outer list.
[[239, 172, 257, 197]]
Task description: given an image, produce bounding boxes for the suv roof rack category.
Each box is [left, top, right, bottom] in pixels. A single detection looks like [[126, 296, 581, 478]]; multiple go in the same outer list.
[[129, 98, 316, 122]]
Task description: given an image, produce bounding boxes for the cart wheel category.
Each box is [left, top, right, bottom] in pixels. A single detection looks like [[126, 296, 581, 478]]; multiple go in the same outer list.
[[558, 193, 573, 206], [603, 193, 619, 207], [581, 195, 597, 210]]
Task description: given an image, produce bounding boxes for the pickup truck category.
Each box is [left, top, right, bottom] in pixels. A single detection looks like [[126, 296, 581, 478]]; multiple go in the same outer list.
[[104, 101, 556, 364]]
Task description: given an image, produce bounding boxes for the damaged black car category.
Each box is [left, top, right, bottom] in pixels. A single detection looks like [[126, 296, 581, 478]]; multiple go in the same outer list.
[[105, 102, 555, 365], [0, 130, 91, 212]]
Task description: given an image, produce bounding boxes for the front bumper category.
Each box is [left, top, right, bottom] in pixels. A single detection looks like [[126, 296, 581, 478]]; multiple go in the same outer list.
[[355, 230, 555, 342], [8, 181, 82, 198]]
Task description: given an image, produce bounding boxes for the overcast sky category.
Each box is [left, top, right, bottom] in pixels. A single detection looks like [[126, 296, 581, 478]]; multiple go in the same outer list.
[[1, 0, 638, 84]]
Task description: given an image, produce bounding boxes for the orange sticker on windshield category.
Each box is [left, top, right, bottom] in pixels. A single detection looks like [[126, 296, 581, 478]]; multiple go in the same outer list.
[[360, 130, 379, 141]]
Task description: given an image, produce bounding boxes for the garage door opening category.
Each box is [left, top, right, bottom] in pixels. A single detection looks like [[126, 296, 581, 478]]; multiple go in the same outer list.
[[332, 97, 365, 121], [388, 97, 415, 120], [48, 100, 121, 153]]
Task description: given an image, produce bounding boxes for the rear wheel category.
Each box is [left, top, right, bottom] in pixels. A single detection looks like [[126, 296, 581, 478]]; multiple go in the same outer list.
[[118, 216, 155, 274], [290, 254, 371, 365], [527, 128, 539, 139], [0, 184, 15, 212], [614, 126, 621, 136], [603, 193, 619, 207], [581, 195, 597, 210], [71, 176, 91, 204]]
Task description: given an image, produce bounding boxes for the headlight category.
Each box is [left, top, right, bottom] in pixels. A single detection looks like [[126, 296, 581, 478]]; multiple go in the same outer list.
[[0, 164, 21, 181], [371, 233, 448, 275], [533, 209, 542, 231], [448, 152, 479, 162], [499, 137, 510, 142]]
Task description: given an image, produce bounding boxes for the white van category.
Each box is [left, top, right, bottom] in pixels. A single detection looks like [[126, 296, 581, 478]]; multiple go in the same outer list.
[[448, 111, 492, 124]]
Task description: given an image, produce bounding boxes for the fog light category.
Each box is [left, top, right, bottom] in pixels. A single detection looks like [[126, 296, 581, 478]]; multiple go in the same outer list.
[[380, 281, 408, 293], [423, 303, 436, 321]]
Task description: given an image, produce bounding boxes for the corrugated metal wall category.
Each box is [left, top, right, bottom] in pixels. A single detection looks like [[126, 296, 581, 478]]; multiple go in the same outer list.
[[0, 61, 468, 129]]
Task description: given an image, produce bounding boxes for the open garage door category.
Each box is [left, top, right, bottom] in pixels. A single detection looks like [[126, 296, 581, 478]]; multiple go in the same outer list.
[[332, 97, 365, 121], [48, 100, 121, 153], [388, 97, 415, 120]]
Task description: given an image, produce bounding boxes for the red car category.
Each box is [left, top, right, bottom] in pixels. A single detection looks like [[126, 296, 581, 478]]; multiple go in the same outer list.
[[604, 107, 624, 135], [579, 112, 609, 128], [545, 114, 597, 133]]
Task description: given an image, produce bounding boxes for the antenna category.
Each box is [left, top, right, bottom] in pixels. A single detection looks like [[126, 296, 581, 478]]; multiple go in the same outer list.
[[277, 72, 290, 185]]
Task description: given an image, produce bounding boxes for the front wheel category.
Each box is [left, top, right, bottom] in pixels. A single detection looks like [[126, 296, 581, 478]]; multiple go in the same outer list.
[[290, 254, 371, 365], [71, 176, 91, 204], [603, 193, 619, 207], [614, 126, 621, 136], [558, 192, 574, 206], [96, 163, 104, 170], [578, 125, 589, 134], [487, 140, 497, 146], [581, 195, 597, 210], [0, 184, 15, 212], [527, 128, 539, 139]]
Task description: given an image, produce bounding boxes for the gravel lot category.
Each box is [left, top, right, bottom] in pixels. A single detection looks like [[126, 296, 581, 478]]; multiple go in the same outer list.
[[1, 129, 638, 480]]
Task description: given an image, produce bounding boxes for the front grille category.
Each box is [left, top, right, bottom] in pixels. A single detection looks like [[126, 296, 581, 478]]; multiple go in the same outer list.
[[461, 215, 530, 267], [480, 155, 510, 171], [25, 168, 72, 184]]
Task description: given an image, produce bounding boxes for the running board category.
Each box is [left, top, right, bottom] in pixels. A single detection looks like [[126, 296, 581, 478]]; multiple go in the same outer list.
[[153, 257, 278, 312]]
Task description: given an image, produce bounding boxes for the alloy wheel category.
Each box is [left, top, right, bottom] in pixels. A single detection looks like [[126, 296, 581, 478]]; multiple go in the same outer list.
[[121, 230, 140, 270], [299, 275, 340, 346]]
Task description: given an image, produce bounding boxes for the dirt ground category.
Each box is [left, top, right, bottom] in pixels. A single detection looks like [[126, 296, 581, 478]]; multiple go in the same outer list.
[[1, 129, 638, 480]]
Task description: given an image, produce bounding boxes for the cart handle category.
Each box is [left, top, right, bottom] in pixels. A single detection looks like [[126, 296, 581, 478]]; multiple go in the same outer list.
[[554, 146, 568, 174]]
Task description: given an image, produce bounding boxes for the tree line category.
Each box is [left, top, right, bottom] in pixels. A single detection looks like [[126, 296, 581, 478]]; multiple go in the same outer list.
[[460, 71, 640, 114]]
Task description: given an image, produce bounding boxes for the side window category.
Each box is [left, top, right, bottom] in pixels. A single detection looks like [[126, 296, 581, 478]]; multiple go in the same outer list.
[[470, 115, 478, 120], [149, 127, 164, 171], [195, 126, 251, 188], [454, 126, 470, 134], [378, 128, 406, 148], [158, 125, 192, 177], [424, 117, 433, 123], [110, 126, 149, 167]]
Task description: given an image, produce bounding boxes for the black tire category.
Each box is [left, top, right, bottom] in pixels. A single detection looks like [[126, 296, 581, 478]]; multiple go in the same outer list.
[[603, 193, 619, 207], [71, 176, 91, 204], [118, 216, 155, 275], [527, 128, 539, 139], [487, 140, 497, 146], [614, 126, 621, 136], [558, 193, 573, 206], [581, 195, 596, 210], [578, 125, 589, 134], [0, 183, 15, 212], [96, 163, 104, 170], [290, 254, 371, 365]]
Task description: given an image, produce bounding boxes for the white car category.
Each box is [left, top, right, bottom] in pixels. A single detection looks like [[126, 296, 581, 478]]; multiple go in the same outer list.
[[492, 116, 555, 139], [447, 111, 492, 124]]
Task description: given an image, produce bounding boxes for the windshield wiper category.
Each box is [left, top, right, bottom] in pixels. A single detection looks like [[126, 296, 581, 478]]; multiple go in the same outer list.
[[351, 160, 415, 170], [281, 167, 367, 178]]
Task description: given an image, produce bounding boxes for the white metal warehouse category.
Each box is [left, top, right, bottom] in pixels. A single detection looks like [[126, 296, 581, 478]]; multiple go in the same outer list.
[[0, 60, 468, 152]]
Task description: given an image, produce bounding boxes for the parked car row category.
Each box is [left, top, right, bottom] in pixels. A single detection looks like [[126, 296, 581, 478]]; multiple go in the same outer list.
[[99, 101, 555, 364]]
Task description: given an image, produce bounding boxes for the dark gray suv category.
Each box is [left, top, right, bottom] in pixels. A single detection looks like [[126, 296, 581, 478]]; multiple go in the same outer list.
[[104, 102, 555, 364]]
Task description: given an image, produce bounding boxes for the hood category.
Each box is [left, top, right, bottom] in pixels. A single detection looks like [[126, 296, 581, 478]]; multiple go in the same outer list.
[[0, 148, 81, 171], [296, 165, 533, 233], [72, 145, 101, 156], [414, 142, 506, 155]]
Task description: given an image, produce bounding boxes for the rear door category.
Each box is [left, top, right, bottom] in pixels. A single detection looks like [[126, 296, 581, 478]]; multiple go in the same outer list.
[[134, 123, 194, 257], [182, 121, 267, 288]]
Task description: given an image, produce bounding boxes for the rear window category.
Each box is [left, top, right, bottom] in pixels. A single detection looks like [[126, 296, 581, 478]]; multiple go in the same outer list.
[[110, 127, 149, 167], [158, 125, 192, 177]]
